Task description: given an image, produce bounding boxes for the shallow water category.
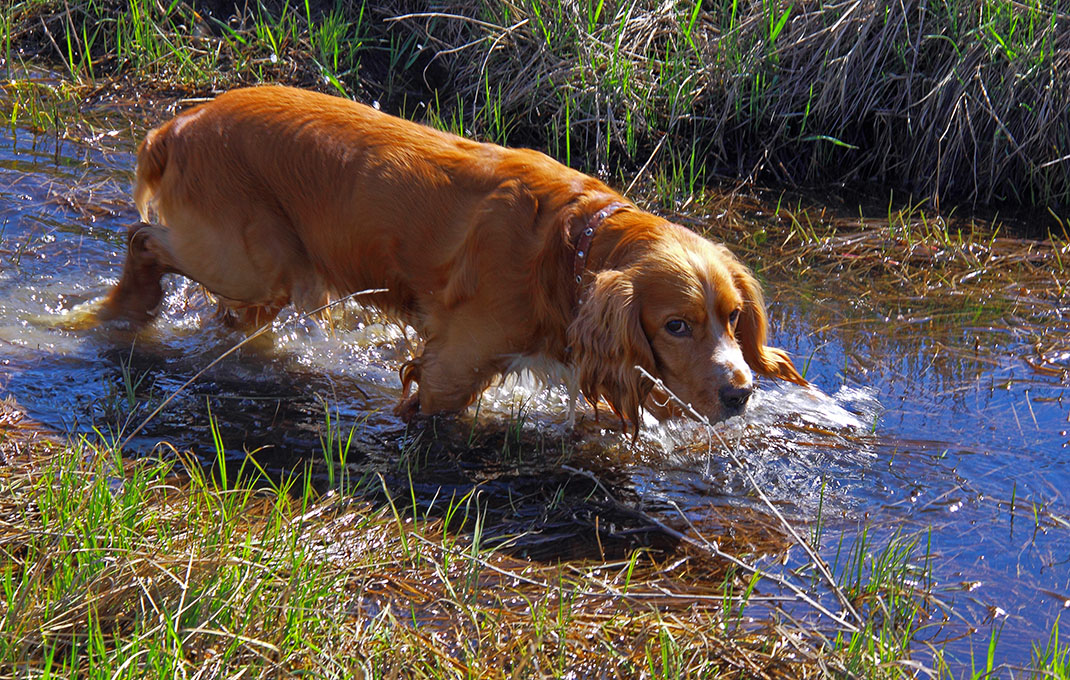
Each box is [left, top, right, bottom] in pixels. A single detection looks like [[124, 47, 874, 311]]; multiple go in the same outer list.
[[1, 120, 1067, 669]]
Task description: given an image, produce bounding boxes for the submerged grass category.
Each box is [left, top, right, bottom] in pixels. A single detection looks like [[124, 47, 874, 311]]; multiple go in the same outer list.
[[2, 1, 1069, 212]]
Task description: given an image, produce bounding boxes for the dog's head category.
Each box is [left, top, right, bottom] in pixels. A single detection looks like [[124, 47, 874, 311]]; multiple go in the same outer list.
[[568, 220, 806, 430]]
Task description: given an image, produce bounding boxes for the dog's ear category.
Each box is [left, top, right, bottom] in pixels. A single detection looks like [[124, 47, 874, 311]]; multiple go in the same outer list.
[[727, 256, 808, 386], [567, 269, 656, 429]]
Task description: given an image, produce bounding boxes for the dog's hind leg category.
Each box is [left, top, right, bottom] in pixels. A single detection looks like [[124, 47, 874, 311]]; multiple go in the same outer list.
[[218, 301, 287, 334], [98, 223, 172, 325]]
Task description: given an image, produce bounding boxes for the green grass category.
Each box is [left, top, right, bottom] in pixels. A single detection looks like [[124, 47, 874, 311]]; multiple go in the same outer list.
[[1, 436, 358, 675], [0, 424, 807, 677], [3, 367, 1070, 677], [1030, 617, 1070, 678], [3, 1, 1068, 212], [2, 77, 78, 135]]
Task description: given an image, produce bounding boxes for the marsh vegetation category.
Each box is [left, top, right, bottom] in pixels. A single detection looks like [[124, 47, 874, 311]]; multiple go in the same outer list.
[[2, 1, 1069, 678]]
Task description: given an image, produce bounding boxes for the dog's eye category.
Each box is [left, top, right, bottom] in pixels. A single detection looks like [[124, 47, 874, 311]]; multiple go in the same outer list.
[[665, 319, 692, 337], [728, 309, 741, 327]]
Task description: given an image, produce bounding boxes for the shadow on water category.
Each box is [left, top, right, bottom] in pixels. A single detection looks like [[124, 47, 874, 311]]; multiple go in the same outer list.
[[1, 113, 1068, 668]]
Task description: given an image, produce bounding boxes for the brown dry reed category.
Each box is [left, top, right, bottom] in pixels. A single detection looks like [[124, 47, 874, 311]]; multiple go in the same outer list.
[[3, 0, 1069, 210]]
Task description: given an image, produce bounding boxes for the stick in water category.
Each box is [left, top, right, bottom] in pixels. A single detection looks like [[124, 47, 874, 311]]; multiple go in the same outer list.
[[633, 364, 865, 630]]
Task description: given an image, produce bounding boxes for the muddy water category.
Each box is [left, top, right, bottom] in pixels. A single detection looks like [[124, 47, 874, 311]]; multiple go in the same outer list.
[[1, 119, 1067, 668]]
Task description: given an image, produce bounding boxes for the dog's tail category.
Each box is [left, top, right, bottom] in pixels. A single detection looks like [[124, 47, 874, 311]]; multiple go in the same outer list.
[[133, 126, 168, 221]]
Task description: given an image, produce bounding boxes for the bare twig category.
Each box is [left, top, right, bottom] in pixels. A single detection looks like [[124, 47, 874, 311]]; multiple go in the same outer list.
[[633, 365, 865, 630], [384, 12, 513, 34], [624, 133, 667, 197]]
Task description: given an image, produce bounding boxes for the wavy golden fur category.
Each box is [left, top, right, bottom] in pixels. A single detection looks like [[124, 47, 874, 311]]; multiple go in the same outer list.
[[101, 85, 806, 430]]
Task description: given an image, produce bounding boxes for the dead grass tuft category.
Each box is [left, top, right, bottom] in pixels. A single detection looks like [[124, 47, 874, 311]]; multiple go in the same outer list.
[[3, 1, 1068, 209]]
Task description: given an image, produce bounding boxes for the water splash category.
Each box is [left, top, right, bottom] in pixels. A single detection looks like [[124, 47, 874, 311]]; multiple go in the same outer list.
[[627, 382, 883, 517]]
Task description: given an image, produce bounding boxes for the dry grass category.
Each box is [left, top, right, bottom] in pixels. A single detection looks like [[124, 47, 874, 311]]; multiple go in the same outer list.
[[0, 405, 908, 679], [381, 1, 1070, 209], [3, 1, 1068, 211]]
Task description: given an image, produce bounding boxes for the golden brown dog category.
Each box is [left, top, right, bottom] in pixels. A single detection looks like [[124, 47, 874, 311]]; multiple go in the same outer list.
[[100, 85, 806, 430]]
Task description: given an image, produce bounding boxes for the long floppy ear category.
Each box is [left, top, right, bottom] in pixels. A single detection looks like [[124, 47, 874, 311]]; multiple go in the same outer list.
[[567, 269, 656, 429], [728, 257, 809, 386]]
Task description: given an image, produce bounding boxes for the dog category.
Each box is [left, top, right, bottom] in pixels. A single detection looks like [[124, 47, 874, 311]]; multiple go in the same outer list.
[[100, 85, 806, 431]]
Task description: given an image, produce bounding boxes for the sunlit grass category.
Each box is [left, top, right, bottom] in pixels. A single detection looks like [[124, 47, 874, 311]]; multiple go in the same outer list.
[[3, 1, 1067, 208], [0, 418, 873, 678]]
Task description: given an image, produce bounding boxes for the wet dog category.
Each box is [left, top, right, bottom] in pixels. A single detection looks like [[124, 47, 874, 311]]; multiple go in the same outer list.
[[101, 86, 806, 430]]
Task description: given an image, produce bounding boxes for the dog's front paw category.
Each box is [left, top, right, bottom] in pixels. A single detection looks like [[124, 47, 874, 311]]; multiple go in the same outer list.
[[394, 391, 421, 421]]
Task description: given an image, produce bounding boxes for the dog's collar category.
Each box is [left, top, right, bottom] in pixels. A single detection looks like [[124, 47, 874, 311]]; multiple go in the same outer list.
[[572, 201, 628, 287]]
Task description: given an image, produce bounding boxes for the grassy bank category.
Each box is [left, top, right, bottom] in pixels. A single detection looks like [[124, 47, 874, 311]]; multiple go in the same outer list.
[[2, 0, 1069, 213], [3, 397, 1067, 677], [1, 413, 942, 679]]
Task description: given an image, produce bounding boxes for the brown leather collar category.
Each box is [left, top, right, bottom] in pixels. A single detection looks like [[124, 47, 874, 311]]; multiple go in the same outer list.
[[572, 201, 628, 287]]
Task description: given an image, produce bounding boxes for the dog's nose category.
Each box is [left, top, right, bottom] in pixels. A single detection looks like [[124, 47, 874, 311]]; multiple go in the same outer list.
[[719, 384, 752, 411]]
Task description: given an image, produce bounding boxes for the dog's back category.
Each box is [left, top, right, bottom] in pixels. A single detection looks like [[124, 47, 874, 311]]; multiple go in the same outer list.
[[112, 86, 598, 329]]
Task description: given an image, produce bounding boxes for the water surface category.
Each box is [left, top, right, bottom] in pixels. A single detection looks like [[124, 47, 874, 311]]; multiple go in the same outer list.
[[1, 118, 1067, 669]]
